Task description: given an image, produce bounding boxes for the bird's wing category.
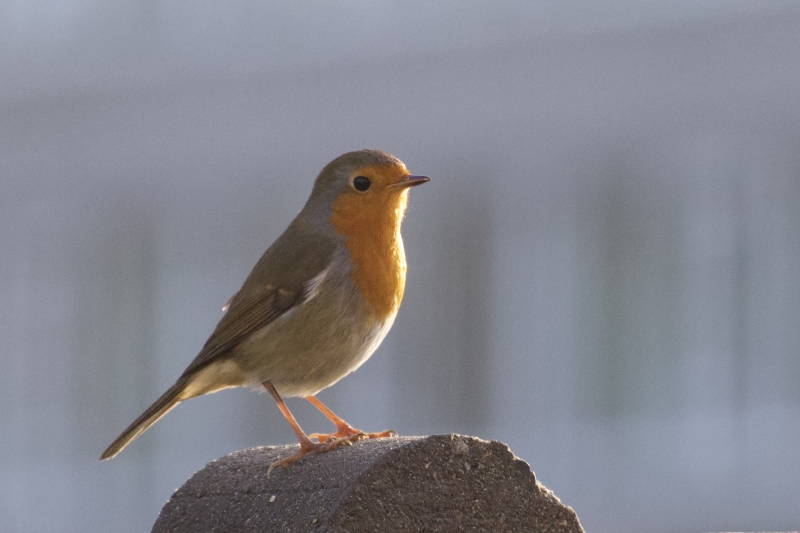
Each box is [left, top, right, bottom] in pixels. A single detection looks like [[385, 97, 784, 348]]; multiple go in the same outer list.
[[180, 264, 333, 379], [178, 215, 338, 378]]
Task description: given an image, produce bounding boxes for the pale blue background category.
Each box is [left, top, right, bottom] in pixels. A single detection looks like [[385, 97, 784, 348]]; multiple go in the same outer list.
[[1, 2, 799, 532]]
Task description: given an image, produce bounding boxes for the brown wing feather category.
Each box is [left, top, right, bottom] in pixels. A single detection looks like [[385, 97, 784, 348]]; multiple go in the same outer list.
[[180, 216, 338, 378], [179, 285, 302, 378]]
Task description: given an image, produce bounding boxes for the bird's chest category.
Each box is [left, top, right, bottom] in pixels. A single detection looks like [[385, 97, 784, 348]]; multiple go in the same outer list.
[[339, 226, 407, 321]]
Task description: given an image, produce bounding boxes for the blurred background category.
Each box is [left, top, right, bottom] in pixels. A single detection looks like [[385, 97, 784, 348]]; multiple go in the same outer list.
[[2, 1, 800, 532]]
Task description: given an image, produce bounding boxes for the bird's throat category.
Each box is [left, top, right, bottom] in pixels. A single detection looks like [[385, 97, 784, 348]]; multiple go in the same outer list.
[[329, 194, 408, 320]]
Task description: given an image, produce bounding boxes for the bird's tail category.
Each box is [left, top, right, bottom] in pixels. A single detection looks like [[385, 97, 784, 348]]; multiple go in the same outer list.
[[100, 378, 187, 460]]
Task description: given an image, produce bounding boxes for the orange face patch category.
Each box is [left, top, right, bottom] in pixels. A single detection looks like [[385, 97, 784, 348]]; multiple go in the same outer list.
[[329, 163, 411, 320]]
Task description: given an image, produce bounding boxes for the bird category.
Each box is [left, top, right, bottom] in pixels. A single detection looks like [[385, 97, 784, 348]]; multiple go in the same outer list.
[[100, 149, 429, 473]]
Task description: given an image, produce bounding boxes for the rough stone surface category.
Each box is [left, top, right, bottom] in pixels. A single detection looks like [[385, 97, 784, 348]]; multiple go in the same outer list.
[[151, 434, 585, 533]]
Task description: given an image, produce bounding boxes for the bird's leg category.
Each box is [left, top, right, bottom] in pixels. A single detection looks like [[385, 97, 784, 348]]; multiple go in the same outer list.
[[262, 381, 353, 476], [306, 395, 397, 444]]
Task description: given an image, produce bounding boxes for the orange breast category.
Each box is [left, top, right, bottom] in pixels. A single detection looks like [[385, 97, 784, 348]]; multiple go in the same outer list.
[[329, 189, 408, 320]]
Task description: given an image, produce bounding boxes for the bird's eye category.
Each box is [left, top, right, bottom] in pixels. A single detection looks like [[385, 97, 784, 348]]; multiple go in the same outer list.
[[353, 176, 371, 191]]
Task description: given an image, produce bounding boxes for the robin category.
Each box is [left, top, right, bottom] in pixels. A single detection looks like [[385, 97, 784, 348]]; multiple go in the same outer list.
[[100, 149, 429, 472]]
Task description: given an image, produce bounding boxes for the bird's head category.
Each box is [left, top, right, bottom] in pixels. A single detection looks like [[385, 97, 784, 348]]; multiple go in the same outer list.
[[303, 149, 429, 237]]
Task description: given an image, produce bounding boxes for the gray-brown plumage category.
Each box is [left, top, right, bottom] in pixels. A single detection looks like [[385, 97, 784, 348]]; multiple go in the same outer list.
[[101, 150, 429, 468]]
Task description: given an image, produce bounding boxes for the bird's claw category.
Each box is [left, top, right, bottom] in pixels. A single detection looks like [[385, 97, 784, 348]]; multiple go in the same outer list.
[[267, 437, 354, 477], [308, 430, 365, 444], [309, 428, 397, 444]]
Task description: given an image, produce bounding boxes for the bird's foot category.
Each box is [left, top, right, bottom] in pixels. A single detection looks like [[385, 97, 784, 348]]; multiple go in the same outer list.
[[267, 437, 353, 477], [309, 425, 397, 444]]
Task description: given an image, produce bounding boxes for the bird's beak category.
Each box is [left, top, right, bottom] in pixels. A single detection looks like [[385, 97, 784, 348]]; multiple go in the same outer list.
[[392, 175, 431, 190]]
